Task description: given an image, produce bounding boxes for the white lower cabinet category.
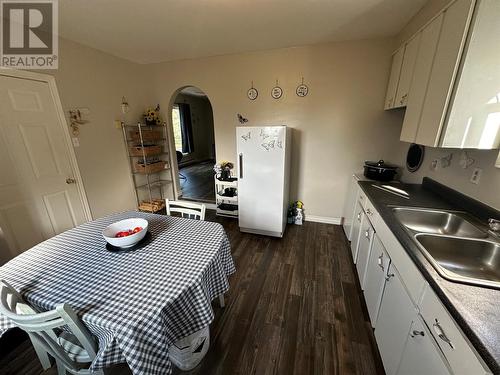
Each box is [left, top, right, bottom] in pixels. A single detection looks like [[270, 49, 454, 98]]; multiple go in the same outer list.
[[350, 202, 364, 262], [420, 284, 490, 375], [364, 235, 390, 327], [375, 264, 416, 375], [397, 313, 452, 375], [344, 181, 492, 375], [355, 215, 374, 289]]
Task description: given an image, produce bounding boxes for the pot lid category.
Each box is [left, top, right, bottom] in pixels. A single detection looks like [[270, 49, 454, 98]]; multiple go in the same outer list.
[[364, 159, 398, 169]]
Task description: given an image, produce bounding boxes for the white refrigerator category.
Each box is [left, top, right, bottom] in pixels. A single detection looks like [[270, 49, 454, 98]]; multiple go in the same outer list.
[[236, 125, 291, 237]]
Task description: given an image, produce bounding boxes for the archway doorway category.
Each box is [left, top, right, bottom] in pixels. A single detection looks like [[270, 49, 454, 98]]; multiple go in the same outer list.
[[169, 86, 216, 203]]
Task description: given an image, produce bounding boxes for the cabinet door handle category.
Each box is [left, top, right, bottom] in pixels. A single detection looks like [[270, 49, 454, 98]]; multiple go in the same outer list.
[[365, 228, 371, 239], [357, 212, 362, 222], [433, 319, 454, 349], [239, 153, 243, 179], [377, 253, 384, 271], [366, 208, 373, 216]]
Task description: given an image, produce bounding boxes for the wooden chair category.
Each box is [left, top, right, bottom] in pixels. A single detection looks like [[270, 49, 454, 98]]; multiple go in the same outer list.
[[165, 199, 206, 221], [0, 280, 103, 375]]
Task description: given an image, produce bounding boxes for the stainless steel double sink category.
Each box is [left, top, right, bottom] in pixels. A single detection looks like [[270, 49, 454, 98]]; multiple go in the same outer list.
[[392, 207, 500, 289]]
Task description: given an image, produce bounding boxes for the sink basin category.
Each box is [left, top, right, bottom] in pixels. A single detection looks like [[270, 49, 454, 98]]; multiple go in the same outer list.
[[392, 207, 487, 238], [415, 234, 500, 289]]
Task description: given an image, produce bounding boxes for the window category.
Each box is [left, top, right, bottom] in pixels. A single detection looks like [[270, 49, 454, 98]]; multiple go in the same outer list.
[[172, 105, 183, 153], [171, 103, 194, 155]]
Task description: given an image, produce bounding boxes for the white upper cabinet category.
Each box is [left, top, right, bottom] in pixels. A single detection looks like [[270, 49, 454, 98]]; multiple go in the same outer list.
[[384, 47, 404, 110], [390, 0, 500, 149], [401, 14, 444, 142], [416, 0, 475, 146], [394, 34, 421, 109], [441, 0, 500, 148]]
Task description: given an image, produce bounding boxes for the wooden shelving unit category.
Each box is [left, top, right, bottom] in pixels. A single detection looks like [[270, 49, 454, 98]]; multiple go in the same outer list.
[[121, 122, 174, 213], [215, 176, 238, 218]]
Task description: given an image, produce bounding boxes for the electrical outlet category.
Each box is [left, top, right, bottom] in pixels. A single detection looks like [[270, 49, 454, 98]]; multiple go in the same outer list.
[[470, 167, 482, 185], [430, 159, 438, 170]]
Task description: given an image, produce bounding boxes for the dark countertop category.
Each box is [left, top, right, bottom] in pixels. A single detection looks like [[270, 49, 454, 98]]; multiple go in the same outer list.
[[358, 179, 500, 375]]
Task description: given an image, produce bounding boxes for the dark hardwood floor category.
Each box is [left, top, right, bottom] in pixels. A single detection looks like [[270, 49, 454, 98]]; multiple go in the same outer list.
[[0, 212, 384, 375], [179, 160, 215, 202]]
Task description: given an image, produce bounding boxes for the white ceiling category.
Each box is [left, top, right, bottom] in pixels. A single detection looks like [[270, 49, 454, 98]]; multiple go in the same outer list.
[[59, 0, 427, 64]]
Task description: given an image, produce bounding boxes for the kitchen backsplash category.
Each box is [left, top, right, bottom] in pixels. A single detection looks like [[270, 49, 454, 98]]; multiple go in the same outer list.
[[397, 145, 500, 210]]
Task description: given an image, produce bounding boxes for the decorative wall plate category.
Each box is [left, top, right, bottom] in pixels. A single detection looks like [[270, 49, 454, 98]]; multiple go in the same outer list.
[[271, 85, 283, 99], [296, 77, 309, 97], [247, 87, 258, 100], [296, 83, 309, 97]]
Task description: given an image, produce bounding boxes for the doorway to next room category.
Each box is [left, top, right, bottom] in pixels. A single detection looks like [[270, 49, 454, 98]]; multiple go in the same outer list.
[[170, 86, 216, 203]]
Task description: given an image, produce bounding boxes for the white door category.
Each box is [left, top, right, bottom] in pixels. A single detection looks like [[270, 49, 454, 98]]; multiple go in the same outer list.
[[394, 33, 421, 108], [237, 126, 286, 234], [384, 47, 405, 110], [356, 217, 374, 289], [364, 235, 391, 327], [375, 264, 416, 375], [397, 314, 452, 375], [350, 202, 364, 262], [0, 74, 89, 259], [401, 13, 444, 142]]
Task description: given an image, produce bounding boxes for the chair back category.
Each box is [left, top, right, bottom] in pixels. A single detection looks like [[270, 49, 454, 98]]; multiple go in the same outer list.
[[0, 280, 98, 372], [165, 199, 206, 220]]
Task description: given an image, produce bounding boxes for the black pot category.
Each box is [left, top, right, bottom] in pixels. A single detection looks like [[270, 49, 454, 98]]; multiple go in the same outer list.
[[363, 160, 398, 181]]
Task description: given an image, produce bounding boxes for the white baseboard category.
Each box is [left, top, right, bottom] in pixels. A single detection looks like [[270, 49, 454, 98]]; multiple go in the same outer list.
[[304, 215, 342, 225]]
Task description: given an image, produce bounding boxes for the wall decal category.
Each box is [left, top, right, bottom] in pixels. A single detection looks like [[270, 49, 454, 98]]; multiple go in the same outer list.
[[237, 113, 249, 124], [459, 151, 474, 169], [271, 79, 283, 99], [261, 140, 276, 151], [296, 77, 309, 97], [247, 81, 258, 100], [241, 131, 251, 141]]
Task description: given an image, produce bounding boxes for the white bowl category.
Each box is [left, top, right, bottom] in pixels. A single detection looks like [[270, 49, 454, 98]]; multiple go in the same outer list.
[[102, 218, 148, 248]]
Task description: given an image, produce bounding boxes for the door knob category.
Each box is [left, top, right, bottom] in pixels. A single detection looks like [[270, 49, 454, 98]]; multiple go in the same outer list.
[[66, 178, 76, 184]]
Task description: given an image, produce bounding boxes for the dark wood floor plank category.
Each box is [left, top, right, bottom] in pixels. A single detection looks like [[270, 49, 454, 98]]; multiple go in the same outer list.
[[1, 212, 384, 375], [179, 160, 216, 202]]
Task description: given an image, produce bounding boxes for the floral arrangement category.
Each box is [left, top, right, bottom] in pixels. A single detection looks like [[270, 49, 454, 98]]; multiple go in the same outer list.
[[214, 161, 234, 180], [144, 104, 162, 125]]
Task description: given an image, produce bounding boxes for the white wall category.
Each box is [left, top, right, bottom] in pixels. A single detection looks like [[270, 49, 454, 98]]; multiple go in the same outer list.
[[150, 39, 404, 220], [41, 38, 157, 218]]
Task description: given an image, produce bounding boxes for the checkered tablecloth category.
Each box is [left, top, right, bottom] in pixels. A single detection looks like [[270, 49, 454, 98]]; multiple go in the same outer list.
[[0, 211, 235, 374]]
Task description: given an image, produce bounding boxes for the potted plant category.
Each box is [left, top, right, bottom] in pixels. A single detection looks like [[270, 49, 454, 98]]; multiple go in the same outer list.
[[144, 104, 162, 125], [213, 161, 234, 181]]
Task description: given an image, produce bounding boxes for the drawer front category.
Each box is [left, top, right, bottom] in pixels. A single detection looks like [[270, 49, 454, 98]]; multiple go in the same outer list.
[[420, 285, 490, 375], [357, 188, 366, 207], [363, 196, 379, 226]]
